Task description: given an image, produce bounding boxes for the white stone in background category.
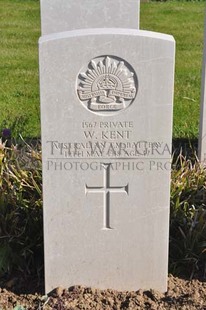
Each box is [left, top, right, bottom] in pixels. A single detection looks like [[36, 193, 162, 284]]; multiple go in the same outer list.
[[40, 0, 140, 35], [199, 17, 206, 163], [39, 28, 175, 293]]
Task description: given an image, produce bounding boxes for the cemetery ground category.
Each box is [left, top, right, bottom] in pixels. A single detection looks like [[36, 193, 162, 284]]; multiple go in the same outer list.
[[1, 142, 206, 309], [0, 1, 206, 309]]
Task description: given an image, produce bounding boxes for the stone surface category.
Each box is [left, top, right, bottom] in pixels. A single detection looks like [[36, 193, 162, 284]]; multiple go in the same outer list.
[[39, 28, 175, 293], [199, 18, 206, 162], [40, 0, 140, 35]]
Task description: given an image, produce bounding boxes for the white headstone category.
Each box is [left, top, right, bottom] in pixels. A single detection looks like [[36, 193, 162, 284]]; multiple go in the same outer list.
[[199, 17, 206, 162], [40, 0, 140, 35], [39, 26, 175, 293]]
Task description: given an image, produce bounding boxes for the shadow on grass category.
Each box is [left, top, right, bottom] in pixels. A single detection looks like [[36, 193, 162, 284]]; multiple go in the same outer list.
[[172, 138, 198, 160]]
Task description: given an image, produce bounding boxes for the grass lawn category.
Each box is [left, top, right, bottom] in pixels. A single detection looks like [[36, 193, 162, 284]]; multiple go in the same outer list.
[[0, 1, 205, 138], [141, 2, 205, 139], [0, 0, 40, 138]]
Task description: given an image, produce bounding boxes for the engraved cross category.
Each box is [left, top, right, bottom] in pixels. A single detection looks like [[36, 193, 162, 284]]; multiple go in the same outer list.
[[85, 163, 129, 230]]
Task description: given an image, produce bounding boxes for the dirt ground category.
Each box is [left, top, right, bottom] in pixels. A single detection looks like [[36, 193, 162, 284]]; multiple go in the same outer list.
[[0, 275, 206, 309]]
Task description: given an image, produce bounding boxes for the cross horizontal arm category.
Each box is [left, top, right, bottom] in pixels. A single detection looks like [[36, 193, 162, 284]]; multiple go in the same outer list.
[[109, 184, 129, 194], [85, 185, 105, 195]]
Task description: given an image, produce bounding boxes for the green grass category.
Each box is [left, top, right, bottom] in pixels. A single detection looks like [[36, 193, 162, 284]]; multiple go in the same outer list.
[[0, 0, 40, 138], [0, 1, 205, 138], [141, 2, 205, 138]]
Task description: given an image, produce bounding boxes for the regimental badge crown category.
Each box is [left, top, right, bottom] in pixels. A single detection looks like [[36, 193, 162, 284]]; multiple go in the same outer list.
[[77, 56, 137, 114]]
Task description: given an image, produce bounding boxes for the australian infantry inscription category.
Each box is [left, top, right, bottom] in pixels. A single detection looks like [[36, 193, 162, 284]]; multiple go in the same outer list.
[[40, 0, 175, 294]]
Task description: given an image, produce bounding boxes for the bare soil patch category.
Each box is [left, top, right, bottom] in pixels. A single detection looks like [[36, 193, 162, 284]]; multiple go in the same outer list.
[[0, 275, 206, 309]]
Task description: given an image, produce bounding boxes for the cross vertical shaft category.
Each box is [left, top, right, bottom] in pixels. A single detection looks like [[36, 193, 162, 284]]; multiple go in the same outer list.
[[85, 163, 129, 230]]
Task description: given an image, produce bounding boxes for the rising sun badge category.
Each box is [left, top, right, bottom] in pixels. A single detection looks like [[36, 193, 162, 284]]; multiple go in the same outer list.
[[77, 56, 138, 115]]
